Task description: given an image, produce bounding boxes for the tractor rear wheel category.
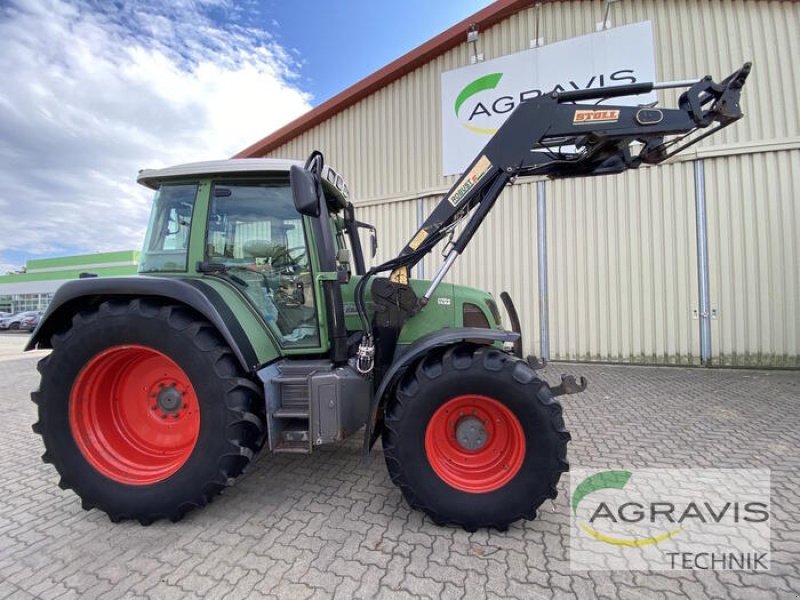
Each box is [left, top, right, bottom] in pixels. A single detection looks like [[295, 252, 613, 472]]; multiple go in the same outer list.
[[382, 344, 570, 531], [32, 299, 265, 524]]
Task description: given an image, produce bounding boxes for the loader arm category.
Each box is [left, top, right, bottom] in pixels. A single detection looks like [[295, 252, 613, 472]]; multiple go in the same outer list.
[[353, 63, 751, 374], [397, 62, 750, 271]]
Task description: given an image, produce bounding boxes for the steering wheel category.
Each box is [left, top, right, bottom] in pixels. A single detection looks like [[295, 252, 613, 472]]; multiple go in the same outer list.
[[271, 246, 307, 271]]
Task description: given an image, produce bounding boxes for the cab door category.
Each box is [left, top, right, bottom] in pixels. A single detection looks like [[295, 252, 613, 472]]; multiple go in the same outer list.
[[205, 179, 323, 349]]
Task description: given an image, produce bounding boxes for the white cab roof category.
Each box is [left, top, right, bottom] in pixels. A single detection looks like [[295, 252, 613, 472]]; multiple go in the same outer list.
[[137, 158, 302, 189], [136, 158, 350, 203]]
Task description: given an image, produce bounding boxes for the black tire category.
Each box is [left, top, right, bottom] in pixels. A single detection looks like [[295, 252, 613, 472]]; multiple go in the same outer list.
[[32, 299, 265, 525], [9, 322, 19, 330], [382, 344, 570, 531]]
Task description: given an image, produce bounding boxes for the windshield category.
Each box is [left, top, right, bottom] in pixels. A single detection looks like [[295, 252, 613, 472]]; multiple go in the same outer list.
[[206, 181, 320, 348], [139, 184, 197, 273]]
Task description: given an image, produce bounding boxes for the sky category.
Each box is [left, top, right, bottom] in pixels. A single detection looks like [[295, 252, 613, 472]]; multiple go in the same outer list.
[[0, 0, 492, 273]]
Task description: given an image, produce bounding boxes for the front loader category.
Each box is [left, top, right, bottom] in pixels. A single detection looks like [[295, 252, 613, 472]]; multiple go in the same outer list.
[[28, 63, 750, 530]]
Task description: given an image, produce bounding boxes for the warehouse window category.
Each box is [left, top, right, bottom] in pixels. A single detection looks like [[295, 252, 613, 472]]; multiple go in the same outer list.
[[9, 293, 53, 312]]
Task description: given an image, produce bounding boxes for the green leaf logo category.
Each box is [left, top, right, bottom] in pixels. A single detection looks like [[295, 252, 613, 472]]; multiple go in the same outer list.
[[572, 470, 682, 547], [572, 470, 631, 515], [454, 72, 503, 118]]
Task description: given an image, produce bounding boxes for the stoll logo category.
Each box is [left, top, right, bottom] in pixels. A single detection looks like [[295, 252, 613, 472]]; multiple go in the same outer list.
[[569, 468, 771, 571]]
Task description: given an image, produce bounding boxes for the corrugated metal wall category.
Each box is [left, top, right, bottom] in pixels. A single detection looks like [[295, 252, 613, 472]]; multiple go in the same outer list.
[[263, 0, 800, 367], [705, 149, 800, 367], [547, 160, 700, 364]]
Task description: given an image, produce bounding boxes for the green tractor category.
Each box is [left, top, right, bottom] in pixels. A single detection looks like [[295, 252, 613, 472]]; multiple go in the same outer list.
[[28, 64, 749, 530]]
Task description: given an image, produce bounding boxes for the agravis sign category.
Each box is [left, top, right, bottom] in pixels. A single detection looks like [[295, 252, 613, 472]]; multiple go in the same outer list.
[[440, 22, 657, 175]]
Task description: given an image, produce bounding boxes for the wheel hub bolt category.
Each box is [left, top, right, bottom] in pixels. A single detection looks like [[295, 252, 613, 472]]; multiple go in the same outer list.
[[156, 384, 183, 414], [455, 416, 488, 451]]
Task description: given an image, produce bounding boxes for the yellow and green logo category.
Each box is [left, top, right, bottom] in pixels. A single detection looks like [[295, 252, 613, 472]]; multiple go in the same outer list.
[[573, 470, 683, 547], [454, 72, 503, 135]]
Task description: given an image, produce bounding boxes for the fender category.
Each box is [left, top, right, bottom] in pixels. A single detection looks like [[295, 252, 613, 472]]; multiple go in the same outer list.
[[26, 276, 261, 372], [362, 327, 519, 454]]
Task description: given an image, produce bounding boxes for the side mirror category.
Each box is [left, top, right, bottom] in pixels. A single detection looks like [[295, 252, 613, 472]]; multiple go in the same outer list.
[[369, 228, 378, 258], [290, 165, 320, 217], [352, 220, 378, 259]]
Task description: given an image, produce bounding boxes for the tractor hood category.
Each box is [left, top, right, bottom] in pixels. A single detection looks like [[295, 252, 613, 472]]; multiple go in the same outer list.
[[340, 277, 502, 345], [399, 279, 502, 345]]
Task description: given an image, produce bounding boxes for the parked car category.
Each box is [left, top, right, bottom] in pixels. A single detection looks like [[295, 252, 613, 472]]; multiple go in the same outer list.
[[20, 312, 42, 332], [0, 311, 42, 331], [0, 313, 16, 329]]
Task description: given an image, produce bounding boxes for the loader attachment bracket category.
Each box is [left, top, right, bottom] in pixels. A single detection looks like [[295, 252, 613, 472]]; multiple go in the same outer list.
[[638, 62, 752, 162], [678, 62, 750, 128]]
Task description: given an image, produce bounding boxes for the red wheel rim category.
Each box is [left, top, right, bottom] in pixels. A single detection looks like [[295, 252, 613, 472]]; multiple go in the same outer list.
[[425, 394, 525, 493], [69, 345, 200, 485]]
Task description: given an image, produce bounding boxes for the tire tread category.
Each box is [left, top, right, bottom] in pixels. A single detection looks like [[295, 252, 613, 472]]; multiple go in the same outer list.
[[383, 344, 570, 531], [31, 299, 265, 525]]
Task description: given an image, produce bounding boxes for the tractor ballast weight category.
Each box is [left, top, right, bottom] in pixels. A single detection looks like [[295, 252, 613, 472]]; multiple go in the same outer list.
[[28, 64, 750, 530]]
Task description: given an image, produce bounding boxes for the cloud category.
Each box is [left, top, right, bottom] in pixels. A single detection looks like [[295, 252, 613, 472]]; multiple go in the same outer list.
[[0, 0, 311, 269], [0, 264, 21, 277]]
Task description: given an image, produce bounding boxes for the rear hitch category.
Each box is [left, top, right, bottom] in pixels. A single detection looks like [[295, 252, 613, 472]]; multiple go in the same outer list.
[[549, 374, 588, 397]]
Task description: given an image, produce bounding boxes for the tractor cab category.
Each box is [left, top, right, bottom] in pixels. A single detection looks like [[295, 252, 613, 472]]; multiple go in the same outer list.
[[136, 158, 360, 352]]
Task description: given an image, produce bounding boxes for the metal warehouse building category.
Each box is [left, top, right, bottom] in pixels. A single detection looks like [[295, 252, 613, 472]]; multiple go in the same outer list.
[[238, 0, 799, 368]]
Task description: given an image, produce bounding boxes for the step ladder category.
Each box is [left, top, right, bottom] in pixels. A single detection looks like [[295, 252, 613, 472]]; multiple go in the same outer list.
[[259, 358, 372, 455], [264, 361, 328, 454]]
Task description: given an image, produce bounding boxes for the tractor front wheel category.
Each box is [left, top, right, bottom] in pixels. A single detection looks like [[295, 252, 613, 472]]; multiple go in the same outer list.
[[32, 300, 265, 524], [382, 344, 570, 531]]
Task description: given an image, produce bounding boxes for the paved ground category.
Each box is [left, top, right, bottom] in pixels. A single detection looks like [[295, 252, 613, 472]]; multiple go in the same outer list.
[[0, 332, 38, 363], [0, 332, 798, 599]]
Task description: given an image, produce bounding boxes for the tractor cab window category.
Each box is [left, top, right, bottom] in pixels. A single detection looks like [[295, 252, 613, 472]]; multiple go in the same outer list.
[[206, 181, 320, 348], [139, 183, 197, 273]]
